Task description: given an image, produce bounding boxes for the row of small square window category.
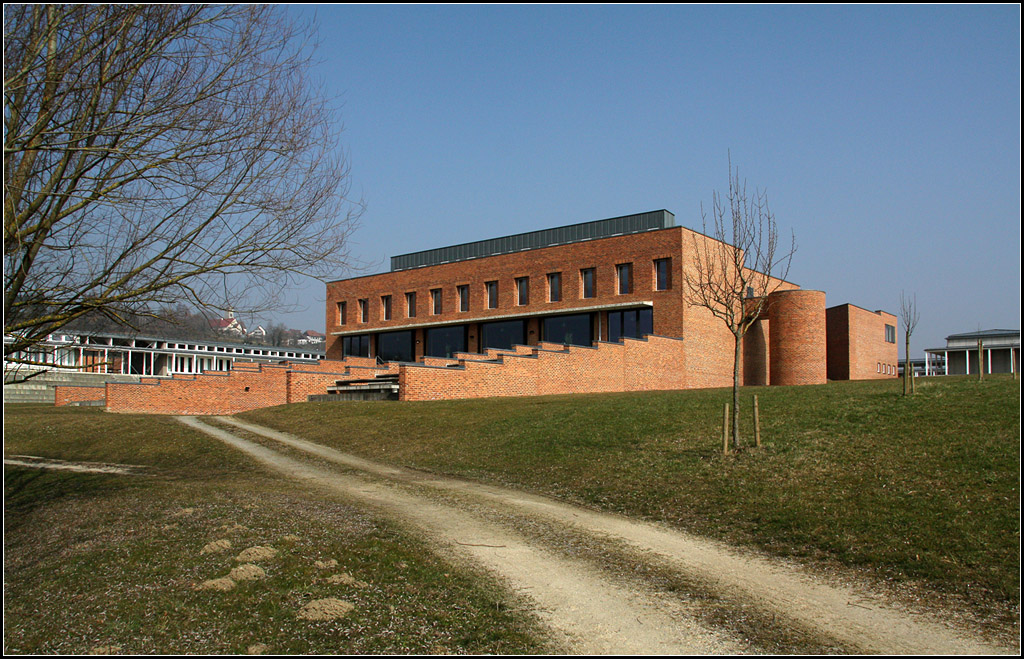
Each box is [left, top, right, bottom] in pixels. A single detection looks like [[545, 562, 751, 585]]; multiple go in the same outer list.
[[878, 363, 896, 375], [337, 259, 673, 324]]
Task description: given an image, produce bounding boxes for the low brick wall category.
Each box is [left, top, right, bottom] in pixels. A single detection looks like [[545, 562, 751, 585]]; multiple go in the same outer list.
[[398, 335, 687, 401], [105, 359, 387, 415], [54, 385, 107, 406]]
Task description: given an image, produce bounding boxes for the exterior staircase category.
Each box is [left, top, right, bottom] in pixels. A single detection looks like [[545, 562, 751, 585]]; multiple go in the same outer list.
[[311, 373, 400, 402], [4, 369, 141, 404]]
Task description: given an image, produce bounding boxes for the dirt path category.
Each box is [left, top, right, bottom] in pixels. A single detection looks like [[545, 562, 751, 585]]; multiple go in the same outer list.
[[4, 455, 149, 475], [182, 416, 1013, 655]]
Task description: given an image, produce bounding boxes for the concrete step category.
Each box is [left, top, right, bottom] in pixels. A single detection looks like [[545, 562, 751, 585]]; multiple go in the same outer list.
[[4, 390, 56, 404], [4, 369, 141, 404], [309, 389, 398, 402]]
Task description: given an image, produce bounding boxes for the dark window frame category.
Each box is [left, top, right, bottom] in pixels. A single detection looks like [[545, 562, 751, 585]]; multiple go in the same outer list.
[[654, 258, 671, 291], [485, 280, 499, 309], [547, 272, 561, 302], [581, 268, 595, 299], [616, 263, 632, 295], [516, 276, 529, 306], [431, 288, 443, 315]]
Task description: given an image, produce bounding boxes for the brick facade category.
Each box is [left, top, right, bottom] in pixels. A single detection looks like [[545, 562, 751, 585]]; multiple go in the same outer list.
[[54, 385, 106, 406], [104, 358, 396, 415], [399, 335, 687, 401], [825, 304, 899, 380]]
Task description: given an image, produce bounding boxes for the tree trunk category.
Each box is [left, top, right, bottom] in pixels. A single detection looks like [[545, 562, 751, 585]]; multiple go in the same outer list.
[[904, 331, 911, 396], [733, 332, 742, 450]]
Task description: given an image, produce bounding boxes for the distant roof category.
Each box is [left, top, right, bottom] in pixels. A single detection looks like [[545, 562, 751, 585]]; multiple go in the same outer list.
[[945, 329, 1020, 341], [209, 317, 240, 329], [390, 210, 676, 272]]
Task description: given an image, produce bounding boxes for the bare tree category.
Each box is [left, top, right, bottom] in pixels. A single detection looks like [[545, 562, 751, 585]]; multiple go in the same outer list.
[[899, 291, 920, 395], [4, 5, 362, 373], [683, 157, 796, 450]]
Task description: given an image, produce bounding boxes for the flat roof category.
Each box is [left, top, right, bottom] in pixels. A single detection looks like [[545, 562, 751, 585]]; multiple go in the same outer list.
[[390, 210, 675, 272], [945, 329, 1020, 341]]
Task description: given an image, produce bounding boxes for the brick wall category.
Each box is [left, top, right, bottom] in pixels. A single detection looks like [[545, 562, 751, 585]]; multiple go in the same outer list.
[[54, 385, 107, 406], [326, 227, 688, 358], [397, 334, 687, 401], [105, 359, 388, 415], [768, 289, 828, 386], [826, 304, 899, 380]]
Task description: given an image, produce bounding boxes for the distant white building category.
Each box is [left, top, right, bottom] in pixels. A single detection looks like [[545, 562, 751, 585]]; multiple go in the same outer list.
[[209, 310, 246, 337], [923, 329, 1020, 376], [297, 330, 326, 346], [4, 330, 324, 378]]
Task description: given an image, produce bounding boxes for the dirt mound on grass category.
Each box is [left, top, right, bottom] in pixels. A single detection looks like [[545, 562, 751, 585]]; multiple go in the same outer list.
[[200, 539, 231, 554], [326, 573, 368, 588], [229, 563, 266, 581], [297, 598, 355, 621], [235, 546, 277, 562], [196, 577, 236, 591]]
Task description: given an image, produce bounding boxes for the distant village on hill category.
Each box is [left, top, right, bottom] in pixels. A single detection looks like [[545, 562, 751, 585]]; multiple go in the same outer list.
[[64, 304, 325, 349]]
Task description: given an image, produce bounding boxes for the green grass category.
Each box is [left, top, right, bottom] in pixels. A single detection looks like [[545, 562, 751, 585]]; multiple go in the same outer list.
[[241, 375, 1020, 622], [3, 407, 552, 654]]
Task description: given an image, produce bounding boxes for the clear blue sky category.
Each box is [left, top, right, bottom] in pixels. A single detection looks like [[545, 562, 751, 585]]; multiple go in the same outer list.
[[267, 4, 1020, 358]]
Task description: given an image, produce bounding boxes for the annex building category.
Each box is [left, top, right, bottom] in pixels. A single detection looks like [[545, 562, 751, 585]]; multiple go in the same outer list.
[[325, 210, 898, 400]]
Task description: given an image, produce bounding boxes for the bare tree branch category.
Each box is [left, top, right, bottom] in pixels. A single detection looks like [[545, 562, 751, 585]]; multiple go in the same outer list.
[[681, 154, 797, 450], [900, 291, 920, 395], [4, 5, 363, 360]]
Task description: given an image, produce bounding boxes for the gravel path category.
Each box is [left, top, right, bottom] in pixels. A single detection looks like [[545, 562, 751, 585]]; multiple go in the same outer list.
[[181, 415, 1014, 655]]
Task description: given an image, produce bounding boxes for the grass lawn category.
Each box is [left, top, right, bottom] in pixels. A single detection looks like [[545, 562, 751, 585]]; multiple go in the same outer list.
[[3, 406, 552, 654], [241, 375, 1020, 625]]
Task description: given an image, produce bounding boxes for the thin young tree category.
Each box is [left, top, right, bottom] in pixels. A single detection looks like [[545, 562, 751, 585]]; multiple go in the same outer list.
[[899, 291, 920, 395], [4, 5, 362, 375], [682, 157, 796, 450]]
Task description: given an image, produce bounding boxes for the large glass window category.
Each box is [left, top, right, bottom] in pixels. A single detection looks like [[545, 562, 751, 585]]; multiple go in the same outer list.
[[425, 325, 467, 358], [343, 334, 370, 358], [581, 268, 595, 299], [543, 313, 592, 347], [377, 330, 415, 363], [548, 272, 561, 302], [885, 324, 896, 343], [654, 258, 671, 291], [608, 308, 654, 343], [480, 320, 526, 351]]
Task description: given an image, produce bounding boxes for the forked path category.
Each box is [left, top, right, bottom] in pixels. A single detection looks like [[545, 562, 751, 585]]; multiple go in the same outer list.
[[182, 416, 1012, 655]]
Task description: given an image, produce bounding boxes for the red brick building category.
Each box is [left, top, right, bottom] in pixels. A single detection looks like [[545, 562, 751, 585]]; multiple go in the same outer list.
[[325, 210, 898, 400], [81, 209, 897, 413]]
